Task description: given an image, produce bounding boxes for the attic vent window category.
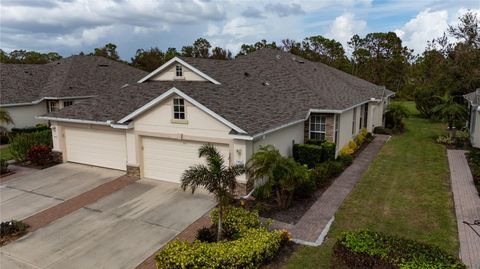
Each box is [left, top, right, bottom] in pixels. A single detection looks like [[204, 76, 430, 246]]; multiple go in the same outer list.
[[176, 65, 183, 77]]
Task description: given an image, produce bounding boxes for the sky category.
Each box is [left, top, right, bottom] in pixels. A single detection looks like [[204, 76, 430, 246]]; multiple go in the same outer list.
[[1, 0, 479, 60]]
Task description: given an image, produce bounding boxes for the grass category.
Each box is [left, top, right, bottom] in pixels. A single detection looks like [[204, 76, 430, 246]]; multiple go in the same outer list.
[[0, 146, 13, 161], [284, 101, 458, 268]]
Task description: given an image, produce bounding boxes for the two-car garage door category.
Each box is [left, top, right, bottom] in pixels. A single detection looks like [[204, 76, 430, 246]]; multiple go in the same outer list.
[[65, 128, 127, 170], [142, 137, 230, 183]]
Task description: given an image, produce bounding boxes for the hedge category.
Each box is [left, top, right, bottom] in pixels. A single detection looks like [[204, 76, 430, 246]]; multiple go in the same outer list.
[[332, 231, 465, 269], [11, 125, 49, 135], [210, 206, 261, 239], [9, 130, 52, 162], [293, 141, 335, 168]]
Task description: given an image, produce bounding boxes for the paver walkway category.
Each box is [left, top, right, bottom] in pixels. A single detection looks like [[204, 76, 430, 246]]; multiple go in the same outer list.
[[291, 134, 389, 243], [447, 150, 480, 269]]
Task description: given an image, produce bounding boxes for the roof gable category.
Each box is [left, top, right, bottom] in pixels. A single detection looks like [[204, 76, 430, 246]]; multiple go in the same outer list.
[[137, 57, 221, 84]]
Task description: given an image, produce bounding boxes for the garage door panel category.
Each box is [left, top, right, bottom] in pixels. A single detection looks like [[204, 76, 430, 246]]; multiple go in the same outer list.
[[142, 138, 229, 183], [65, 128, 126, 171]]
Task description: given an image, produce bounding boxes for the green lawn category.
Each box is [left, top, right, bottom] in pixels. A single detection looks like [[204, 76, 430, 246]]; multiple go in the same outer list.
[[0, 146, 13, 161], [284, 101, 458, 268]]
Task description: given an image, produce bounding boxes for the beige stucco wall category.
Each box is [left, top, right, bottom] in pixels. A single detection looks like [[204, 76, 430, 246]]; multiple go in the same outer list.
[[337, 108, 354, 152], [2, 102, 47, 130], [368, 101, 384, 130], [251, 122, 304, 158], [151, 64, 206, 81], [472, 110, 480, 148]]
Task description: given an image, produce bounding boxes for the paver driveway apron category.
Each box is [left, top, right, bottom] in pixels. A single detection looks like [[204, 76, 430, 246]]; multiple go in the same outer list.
[[0, 163, 124, 222], [1, 179, 216, 269]]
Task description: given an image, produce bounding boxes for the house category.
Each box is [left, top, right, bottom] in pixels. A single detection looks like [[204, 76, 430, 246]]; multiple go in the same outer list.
[[38, 49, 394, 184], [0, 56, 147, 130], [464, 89, 480, 147]]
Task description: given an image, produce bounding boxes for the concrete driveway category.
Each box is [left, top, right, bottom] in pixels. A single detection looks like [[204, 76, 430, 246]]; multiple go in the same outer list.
[[0, 163, 124, 222], [1, 179, 215, 269]]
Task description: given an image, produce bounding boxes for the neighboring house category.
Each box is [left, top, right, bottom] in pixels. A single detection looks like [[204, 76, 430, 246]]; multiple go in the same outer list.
[[39, 49, 394, 184], [0, 56, 147, 130], [464, 89, 480, 147]]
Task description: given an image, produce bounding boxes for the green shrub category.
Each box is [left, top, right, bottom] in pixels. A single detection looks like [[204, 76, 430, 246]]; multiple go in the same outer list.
[[336, 155, 353, 167], [11, 124, 49, 136], [0, 220, 29, 237], [196, 227, 216, 243], [0, 159, 9, 174], [294, 175, 317, 198], [309, 160, 347, 189], [156, 228, 288, 269], [210, 206, 261, 239], [467, 149, 480, 195], [9, 130, 52, 162], [373, 126, 393, 135], [365, 132, 374, 142], [332, 230, 465, 269], [436, 135, 454, 145], [293, 141, 336, 168]]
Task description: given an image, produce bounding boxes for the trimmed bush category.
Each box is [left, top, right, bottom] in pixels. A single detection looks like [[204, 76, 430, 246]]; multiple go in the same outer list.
[[339, 140, 357, 157], [0, 159, 9, 174], [10, 124, 49, 136], [467, 149, 480, 195], [156, 228, 288, 269], [196, 227, 216, 243], [210, 206, 261, 239], [436, 135, 454, 145], [9, 130, 52, 162], [0, 220, 29, 237], [373, 126, 393, 135], [332, 231, 465, 269], [293, 141, 336, 168], [27, 145, 52, 166], [336, 155, 353, 167]]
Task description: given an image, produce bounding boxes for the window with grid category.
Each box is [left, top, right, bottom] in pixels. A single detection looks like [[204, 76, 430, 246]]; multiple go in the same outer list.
[[309, 115, 326, 140], [175, 65, 183, 77], [173, 97, 185, 119], [63, 101, 73, 107]]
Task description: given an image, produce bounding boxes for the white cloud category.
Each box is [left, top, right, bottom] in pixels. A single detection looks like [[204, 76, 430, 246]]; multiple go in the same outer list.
[[394, 9, 449, 54], [326, 12, 367, 50]]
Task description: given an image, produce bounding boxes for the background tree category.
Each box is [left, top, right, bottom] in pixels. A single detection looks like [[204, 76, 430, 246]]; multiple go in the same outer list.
[[237, 39, 278, 56], [432, 95, 468, 137], [0, 109, 13, 126], [301, 35, 351, 71], [130, 48, 166, 72], [0, 49, 62, 64], [181, 144, 244, 241], [210, 47, 233, 60], [90, 43, 121, 61]]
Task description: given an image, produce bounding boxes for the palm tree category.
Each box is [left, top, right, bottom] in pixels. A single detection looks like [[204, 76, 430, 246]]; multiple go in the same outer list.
[[181, 144, 245, 241], [247, 145, 308, 209], [0, 109, 13, 126], [432, 95, 467, 138]]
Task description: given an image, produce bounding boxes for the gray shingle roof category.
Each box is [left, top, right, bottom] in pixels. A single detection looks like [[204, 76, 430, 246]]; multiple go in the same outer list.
[[0, 56, 147, 105], [464, 90, 480, 105], [44, 49, 393, 136]]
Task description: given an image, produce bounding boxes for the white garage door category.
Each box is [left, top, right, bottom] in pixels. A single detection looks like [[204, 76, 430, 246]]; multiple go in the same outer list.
[[65, 128, 127, 170], [142, 137, 230, 183]]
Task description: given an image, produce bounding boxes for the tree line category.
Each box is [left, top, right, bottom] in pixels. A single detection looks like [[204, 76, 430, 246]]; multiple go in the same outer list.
[[1, 11, 479, 116]]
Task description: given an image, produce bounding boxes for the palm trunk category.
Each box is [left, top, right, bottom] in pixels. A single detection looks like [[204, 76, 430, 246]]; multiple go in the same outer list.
[[217, 204, 223, 242]]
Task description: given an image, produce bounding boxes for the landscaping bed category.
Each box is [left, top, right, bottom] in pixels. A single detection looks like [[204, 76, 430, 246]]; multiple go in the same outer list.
[[0, 220, 29, 247], [466, 148, 480, 196]]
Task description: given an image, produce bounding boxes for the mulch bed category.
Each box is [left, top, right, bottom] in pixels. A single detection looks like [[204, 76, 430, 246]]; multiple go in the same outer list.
[[0, 170, 15, 178], [0, 231, 28, 247], [261, 241, 298, 269]]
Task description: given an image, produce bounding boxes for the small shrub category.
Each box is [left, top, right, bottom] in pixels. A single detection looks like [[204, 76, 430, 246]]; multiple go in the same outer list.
[[9, 130, 52, 162], [339, 140, 356, 157], [210, 206, 261, 239], [436, 135, 454, 145], [196, 227, 217, 243], [332, 230, 465, 269], [294, 175, 317, 198], [336, 155, 353, 167], [456, 129, 470, 141], [10, 124, 49, 136], [354, 133, 365, 146], [293, 141, 336, 168], [373, 126, 393, 135], [0, 220, 29, 237], [156, 228, 288, 269], [27, 145, 52, 166], [361, 128, 368, 137], [0, 159, 9, 174], [365, 132, 374, 143], [252, 184, 271, 200]]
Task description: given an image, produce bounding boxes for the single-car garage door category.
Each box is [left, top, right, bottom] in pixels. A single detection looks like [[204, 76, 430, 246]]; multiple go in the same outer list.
[[65, 128, 127, 170], [142, 137, 230, 183]]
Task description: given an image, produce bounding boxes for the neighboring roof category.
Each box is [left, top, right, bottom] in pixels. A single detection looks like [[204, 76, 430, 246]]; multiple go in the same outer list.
[[43, 49, 393, 136], [0, 56, 147, 105], [464, 90, 480, 105]]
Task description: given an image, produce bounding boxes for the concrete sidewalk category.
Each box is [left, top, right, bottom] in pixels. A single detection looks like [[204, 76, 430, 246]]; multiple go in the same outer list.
[[447, 150, 480, 269]]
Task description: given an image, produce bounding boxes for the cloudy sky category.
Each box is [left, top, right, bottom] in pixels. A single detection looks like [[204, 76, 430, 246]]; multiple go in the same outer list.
[[1, 0, 479, 59]]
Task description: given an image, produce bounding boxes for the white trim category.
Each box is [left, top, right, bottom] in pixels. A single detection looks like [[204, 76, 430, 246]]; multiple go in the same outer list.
[[229, 134, 253, 141], [0, 95, 96, 107], [36, 116, 110, 126], [253, 119, 305, 140], [137, 57, 221, 85], [118, 87, 247, 134]]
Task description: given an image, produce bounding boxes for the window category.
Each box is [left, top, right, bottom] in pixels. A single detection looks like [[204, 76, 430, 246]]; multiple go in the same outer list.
[[309, 115, 326, 140], [352, 107, 357, 136], [175, 65, 183, 77], [363, 103, 368, 128], [47, 101, 59, 112], [63, 101, 73, 107], [173, 97, 185, 120]]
